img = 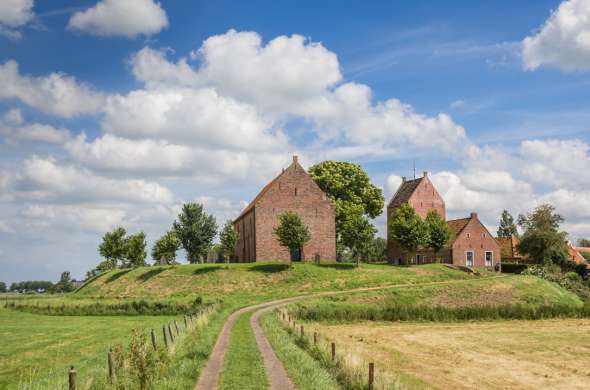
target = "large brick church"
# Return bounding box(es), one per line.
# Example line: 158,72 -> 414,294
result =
233,156 -> 336,262
387,172 -> 500,269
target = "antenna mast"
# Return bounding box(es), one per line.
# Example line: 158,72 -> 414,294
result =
413,159 -> 416,179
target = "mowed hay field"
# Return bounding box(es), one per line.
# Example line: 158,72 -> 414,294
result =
0,308 -> 175,389
306,319 -> 590,390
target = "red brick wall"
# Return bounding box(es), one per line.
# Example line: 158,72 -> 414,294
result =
451,217 -> 500,269
235,159 -> 336,262
407,177 -> 445,220
387,175 -> 445,262
235,209 -> 256,262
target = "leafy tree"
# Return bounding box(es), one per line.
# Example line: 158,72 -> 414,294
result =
388,203 -> 430,265
273,211 -> 311,263
98,226 -> 127,268
425,210 -> 451,261
52,271 -> 75,293
219,220 -> 238,265
497,209 -> 519,238
308,161 -> 384,254
8,280 -> 53,292
0,282 -> 6,293
125,232 -> 147,267
340,211 -> 377,267
364,237 -> 388,263
577,238 -> 590,247
517,204 -> 568,265
151,230 -> 181,265
173,203 -> 218,263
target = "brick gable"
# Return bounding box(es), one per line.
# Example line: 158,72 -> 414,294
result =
234,156 -> 336,262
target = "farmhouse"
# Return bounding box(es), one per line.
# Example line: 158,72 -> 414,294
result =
387,172 -> 500,269
233,156 -> 336,262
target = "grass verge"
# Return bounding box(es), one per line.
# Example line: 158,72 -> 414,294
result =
218,312 -> 267,390
259,312 -> 341,390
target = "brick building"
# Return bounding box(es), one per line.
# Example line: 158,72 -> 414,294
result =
233,156 -> 336,262
387,172 -> 500,270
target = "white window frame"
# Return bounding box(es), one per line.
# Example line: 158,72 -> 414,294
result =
465,251 -> 474,267
485,251 -> 493,267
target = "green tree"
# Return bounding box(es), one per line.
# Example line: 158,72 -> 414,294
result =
497,209 -> 519,237
219,220 -> 238,265
577,238 -> 590,247
98,226 -> 127,268
308,161 -> 384,255
364,237 -> 387,263
273,211 -> 311,264
425,210 -> 451,261
151,231 -> 181,265
340,211 -> 377,267
517,204 -> 568,265
125,232 -> 147,267
388,203 -> 430,265
52,271 -> 74,293
173,203 -> 218,263
0,282 -> 6,293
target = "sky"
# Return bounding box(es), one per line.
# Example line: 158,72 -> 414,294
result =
1,0 -> 590,283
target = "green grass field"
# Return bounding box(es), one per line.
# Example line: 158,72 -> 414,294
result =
0,308 -> 175,389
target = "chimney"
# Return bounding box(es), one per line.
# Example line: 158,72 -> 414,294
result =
402,176 -> 406,182
292,155 -> 299,164
423,171 -> 428,177
470,212 -> 478,219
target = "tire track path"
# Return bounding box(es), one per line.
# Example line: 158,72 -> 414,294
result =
195,274 -> 507,389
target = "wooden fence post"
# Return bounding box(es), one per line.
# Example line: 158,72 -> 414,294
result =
151,329 -> 157,350
368,362 -> 374,390
107,349 -> 114,383
300,325 -> 304,337
184,316 -> 188,329
68,366 -> 76,390
168,323 -> 175,342
163,326 -> 169,348
313,332 -> 318,345
331,342 -> 336,361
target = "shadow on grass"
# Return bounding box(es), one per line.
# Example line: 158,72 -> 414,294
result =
193,265 -> 223,275
248,263 -> 290,273
105,269 -> 132,283
315,262 -> 356,270
137,267 -> 168,282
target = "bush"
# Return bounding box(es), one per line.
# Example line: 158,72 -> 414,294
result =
4,298 -> 216,316
501,263 -> 529,274
291,302 -> 590,322
523,265 -> 590,301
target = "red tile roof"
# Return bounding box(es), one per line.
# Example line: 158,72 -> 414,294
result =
446,217 -> 471,244
496,235 -> 523,259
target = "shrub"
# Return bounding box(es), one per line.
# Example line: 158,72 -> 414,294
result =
501,263 -> 528,274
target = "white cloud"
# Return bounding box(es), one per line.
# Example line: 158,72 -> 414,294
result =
519,139 -> 590,189
16,156 -> 174,204
68,0 -> 168,38
523,0 -> 590,71
2,108 -> 24,125
0,0 -> 34,39
22,204 -> 127,233
102,87 -> 284,151
130,31 -> 467,158
1,123 -> 70,144
0,60 -> 106,117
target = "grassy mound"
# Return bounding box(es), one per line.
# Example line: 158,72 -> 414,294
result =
76,263 -> 488,304
289,275 -> 585,322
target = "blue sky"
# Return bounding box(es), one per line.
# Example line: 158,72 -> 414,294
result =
1,0 -> 589,283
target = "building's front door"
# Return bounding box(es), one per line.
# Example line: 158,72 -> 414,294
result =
290,247 -> 302,262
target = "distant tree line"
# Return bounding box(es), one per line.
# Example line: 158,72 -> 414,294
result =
3,271 -> 75,294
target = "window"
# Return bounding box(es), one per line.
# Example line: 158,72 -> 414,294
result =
294,188 -> 298,196
485,251 -> 493,267
467,233 -> 471,238
466,251 -> 474,267
483,233 -> 486,238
